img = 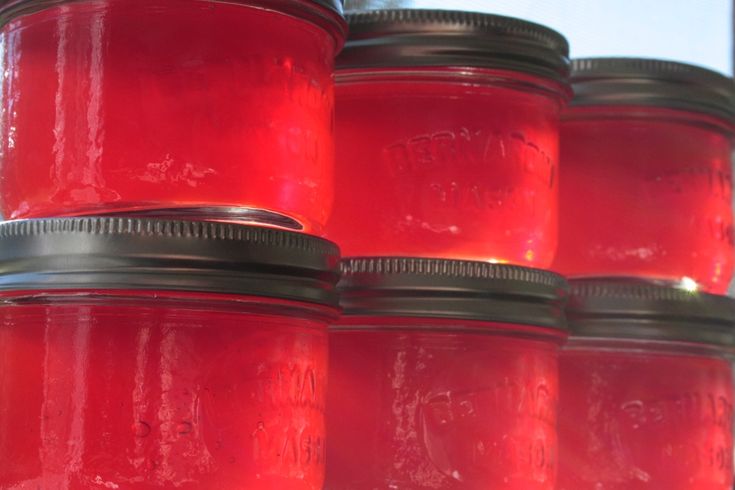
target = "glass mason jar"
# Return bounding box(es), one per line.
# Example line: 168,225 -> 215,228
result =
558,279 -> 735,490
553,58 -> 735,293
324,10 -> 571,266
326,257 -> 568,489
0,217 -> 340,489
0,0 -> 346,234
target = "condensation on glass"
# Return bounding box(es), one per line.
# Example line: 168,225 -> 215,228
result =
326,257 -> 568,489
0,217 -> 341,490
325,10 -> 571,266
0,0 -> 346,233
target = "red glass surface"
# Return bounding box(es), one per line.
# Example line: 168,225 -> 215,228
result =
553,106 -> 735,293
326,68 -> 567,266
326,317 -> 564,489
0,0 -> 342,233
0,291 -> 331,489
558,340 -> 735,490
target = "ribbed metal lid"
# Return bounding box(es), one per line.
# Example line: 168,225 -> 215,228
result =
569,57 -> 735,124
567,278 -> 735,347
338,257 -> 568,329
337,9 -> 570,83
0,0 -> 347,47
0,217 -> 341,308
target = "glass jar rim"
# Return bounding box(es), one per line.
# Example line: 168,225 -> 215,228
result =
336,66 -> 572,101
0,289 -> 340,320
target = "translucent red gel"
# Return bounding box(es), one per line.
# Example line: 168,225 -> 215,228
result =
0,0 -> 341,233
0,292 -> 330,489
558,341 -> 735,490
326,69 -> 565,266
553,107 -> 735,293
326,317 -> 564,489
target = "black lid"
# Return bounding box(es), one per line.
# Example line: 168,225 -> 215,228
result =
338,257 -> 568,329
0,217 -> 341,308
569,57 -> 735,124
337,9 -> 570,84
0,0 -> 347,48
567,278 -> 735,347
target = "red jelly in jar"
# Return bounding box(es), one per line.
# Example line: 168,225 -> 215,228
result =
326,257 -> 569,489
0,217 -> 340,489
325,10 -> 571,266
553,58 -> 735,293
558,279 -> 735,490
0,0 -> 346,233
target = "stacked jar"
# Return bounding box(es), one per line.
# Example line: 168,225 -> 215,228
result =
325,9 -> 572,266
324,9 -> 574,490
326,257 -> 568,489
0,0 -> 347,233
0,0 -> 347,488
552,58 -> 735,488
0,218 -> 341,489
554,58 -> 735,293
558,279 -> 735,490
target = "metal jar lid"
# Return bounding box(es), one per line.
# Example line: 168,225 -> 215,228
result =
569,57 -> 735,124
0,0 -> 347,48
338,257 -> 568,329
0,217 -> 341,308
567,278 -> 735,347
337,9 -> 570,84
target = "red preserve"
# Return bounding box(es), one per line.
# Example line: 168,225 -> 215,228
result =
0,217 -> 340,489
558,279 -> 735,490
0,0 -> 346,233
553,58 -> 735,293
326,257 -> 569,489
325,10 -> 571,266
